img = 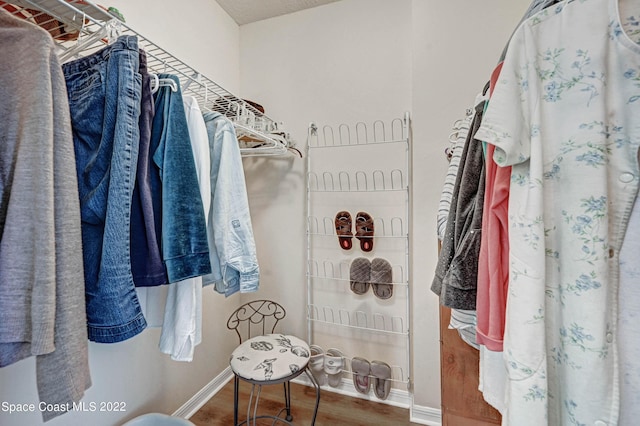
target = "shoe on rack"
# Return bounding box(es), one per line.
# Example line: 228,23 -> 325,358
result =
371,360 -> 392,400
370,258 -> 393,299
355,211 -> 374,252
335,211 -> 353,250
309,345 -> 326,386
351,357 -> 371,394
324,348 -> 345,388
350,257 -> 371,295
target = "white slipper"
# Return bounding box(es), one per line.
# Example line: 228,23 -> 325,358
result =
309,345 -> 326,386
324,348 -> 344,388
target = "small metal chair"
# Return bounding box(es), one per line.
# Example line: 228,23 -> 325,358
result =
227,300 -> 320,425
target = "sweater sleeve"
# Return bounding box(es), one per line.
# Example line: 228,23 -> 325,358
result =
37,46 -> 91,422
0,13 -> 57,363
0,10 -> 91,421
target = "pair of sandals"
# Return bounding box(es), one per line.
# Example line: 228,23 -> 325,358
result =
335,211 -> 374,252
349,257 -> 393,299
351,357 -> 392,400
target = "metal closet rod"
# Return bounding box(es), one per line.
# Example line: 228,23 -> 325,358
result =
5,0 -> 292,156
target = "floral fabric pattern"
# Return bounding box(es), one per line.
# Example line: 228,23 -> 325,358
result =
474,0 -> 640,424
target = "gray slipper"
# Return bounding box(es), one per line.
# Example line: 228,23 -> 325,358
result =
370,360 -> 392,400
351,357 -> 371,394
370,258 -> 393,299
350,257 -> 371,295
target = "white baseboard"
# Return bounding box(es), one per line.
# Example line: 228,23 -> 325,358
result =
294,375 -> 442,424
172,367 -> 234,419
409,403 -> 442,426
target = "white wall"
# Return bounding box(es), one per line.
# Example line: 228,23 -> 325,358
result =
240,0 -> 414,398
0,2 -> 241,426
239,0 -> 531,417
240,0 -> 412,341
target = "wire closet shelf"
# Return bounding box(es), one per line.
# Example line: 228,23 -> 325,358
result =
2,0 -> 293,156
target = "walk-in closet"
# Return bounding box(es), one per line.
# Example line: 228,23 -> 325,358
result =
1,0 -> 637,425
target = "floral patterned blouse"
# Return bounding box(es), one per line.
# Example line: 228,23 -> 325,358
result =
474,0 -> 640,424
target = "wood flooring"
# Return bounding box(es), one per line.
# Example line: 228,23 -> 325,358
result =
439,307 -> 501,426
189,379 -> 422,426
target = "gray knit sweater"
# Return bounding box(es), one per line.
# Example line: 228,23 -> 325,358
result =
0,9 -> 91,422
431,100 -> 487,310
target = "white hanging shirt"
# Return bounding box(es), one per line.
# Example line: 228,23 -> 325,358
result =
474,0 -> 640,424
158,96 -> 210,361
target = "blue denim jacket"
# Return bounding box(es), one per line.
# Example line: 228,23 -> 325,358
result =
202,112 -> 259,296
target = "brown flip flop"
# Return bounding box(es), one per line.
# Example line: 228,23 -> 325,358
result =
335,211 -> 353,250
355,211 -> 374,252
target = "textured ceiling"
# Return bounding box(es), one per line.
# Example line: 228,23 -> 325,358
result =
215,0 -> 342,25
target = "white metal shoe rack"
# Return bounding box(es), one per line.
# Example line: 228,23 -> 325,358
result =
4,0 -> 292,156
305,112 -> 412,396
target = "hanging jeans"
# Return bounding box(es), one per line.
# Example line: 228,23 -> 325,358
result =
63,35 -> 147,343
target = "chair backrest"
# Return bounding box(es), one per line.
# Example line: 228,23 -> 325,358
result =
226,300 -> 287,343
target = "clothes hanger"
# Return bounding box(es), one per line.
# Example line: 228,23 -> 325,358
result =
149,73 -> 178,94
482,80 -> 491,96
58,18 -> 121,62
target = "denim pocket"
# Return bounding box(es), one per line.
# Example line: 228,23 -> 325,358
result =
66,69 -> 103,102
